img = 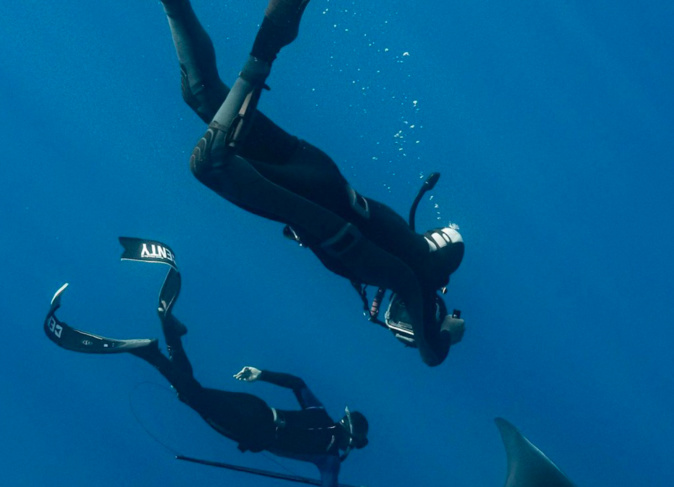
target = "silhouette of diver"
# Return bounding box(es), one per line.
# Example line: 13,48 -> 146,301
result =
158,0 -> 465,366
44,247 -> 368,487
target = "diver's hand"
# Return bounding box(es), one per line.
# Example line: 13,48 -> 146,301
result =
234,366 -> 262,382
441,316 -> 465,345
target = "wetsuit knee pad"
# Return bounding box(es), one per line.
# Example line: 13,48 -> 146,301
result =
189,121 -> 229,182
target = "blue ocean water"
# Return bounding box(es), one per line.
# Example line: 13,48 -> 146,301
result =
2,1 -> 673,485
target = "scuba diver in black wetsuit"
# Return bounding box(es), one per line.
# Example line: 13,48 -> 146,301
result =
43,239 -> 368,487
157,0 -> 465,366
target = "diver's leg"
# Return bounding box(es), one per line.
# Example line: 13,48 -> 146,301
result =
202,0 -> 312,154
159,0 -> 306,162
128,334 -> 273,448
130,337 -> 202,398
159,0 -> 309,125
187,0 -> 350,235
251,0 -> 311,64
130,340 -> 274,449
159,0 -> 229,123
159,313 -> 193,377
191,388 -> 276,452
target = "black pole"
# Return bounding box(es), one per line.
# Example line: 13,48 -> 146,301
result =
176,455 -> 366,487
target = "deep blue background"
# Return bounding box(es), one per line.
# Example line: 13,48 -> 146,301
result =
2,1 -> 673,486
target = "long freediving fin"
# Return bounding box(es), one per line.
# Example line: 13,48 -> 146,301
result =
43,283 -> 154,354
118,236 -> 182,320
158,267 -> 181,320
119,236 -> 178,270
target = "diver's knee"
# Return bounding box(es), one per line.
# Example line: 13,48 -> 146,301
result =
189,121 -> 228,181
346,185 -> 370,219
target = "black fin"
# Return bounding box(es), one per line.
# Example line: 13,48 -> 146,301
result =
44,283 -> 155,354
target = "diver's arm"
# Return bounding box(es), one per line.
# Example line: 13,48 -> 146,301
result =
234,367 -> 304,388
261,370 -> 325,409
235,367 -> 324,409
258,370 -> 306,389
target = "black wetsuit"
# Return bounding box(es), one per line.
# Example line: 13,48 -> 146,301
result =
159,0 -> 461,365
42,251 -> 348,487
137,327 -> 343,486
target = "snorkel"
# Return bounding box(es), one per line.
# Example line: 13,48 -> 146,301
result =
409,172 -> 440,231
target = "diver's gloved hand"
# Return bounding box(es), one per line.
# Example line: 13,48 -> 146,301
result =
234,366 -> 262,382
440,315 -> 465,345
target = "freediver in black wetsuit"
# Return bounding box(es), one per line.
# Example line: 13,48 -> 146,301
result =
159,0 -> 465,366
44,253 -> 368,487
